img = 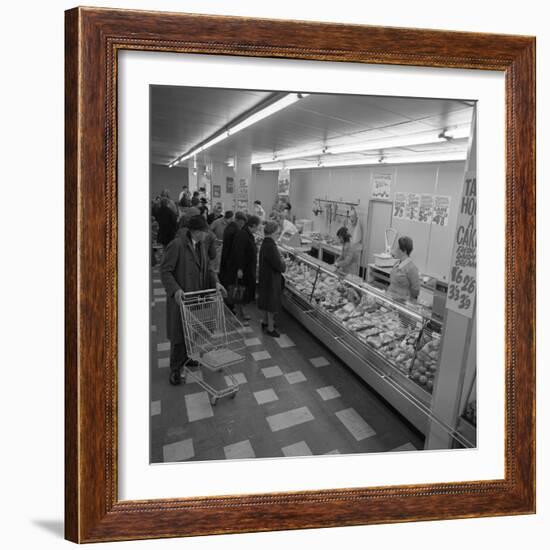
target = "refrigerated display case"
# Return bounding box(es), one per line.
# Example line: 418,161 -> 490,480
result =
455,374 -> 477,447
280,245 -> 454,439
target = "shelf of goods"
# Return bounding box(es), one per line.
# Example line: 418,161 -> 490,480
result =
280,245 -> 444,437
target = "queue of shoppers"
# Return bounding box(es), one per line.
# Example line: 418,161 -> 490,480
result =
153,189 -> 418,387
154,192 -> 289,385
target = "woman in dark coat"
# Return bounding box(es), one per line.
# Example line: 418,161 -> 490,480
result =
257,221 -> 286,337
155,197 -> 178,247
224,214 -> 261,322
219,211 -> 247,288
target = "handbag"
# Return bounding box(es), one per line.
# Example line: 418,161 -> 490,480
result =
227,276 -> 247,305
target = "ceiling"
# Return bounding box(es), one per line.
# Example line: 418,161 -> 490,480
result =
150,85 -> 474,168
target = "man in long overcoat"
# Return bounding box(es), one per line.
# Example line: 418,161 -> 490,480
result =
161,215 -> 225,385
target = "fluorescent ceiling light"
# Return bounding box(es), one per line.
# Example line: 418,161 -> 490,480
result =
259,151 -> 467,170
251,124 -> 471,165
169,93 -> 309,167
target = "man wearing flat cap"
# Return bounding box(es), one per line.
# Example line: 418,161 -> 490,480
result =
161,214 -> 226,385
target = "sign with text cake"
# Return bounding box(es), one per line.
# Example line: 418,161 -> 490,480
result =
446,171 -> 476,318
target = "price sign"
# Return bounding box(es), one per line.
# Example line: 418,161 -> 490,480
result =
446,171 -> 476,318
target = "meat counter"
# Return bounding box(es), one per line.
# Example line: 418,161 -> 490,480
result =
279,245 -> 470,446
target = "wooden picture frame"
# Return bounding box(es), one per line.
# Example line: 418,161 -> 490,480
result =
65,6 -> 536,543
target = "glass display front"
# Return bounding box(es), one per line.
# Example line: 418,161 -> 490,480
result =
281,245 -> 442,395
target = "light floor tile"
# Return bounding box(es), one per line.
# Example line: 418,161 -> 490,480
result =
151,325 -> 157,332
184,370 -> 203,384
154,296 -> 167,303
153,278 -> 161,284
390,442 -> 417,452
285,371 -> 306,384
153,288 -> 166,296
238,326 -> 254,334
224,439 -> 255,459
275,334 -> 295,348
335,408 -> 376,441
251,350 -> 271,361
151,400 -> 161,416
158,357 -> 170,369
266,406 -> 314,432
316,386 -> 341,401
261,366 -> 283,379
325,449 -> 340,455
163,438 -> 194,462
157,342 -> 170,352
225,372 -> 247,385
309,356 -> 330,368
282,441 -> 312,457
253,389 -> 278,405
185,392 -> 214,422
244,337 -> 262,347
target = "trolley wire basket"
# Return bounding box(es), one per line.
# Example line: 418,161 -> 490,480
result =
180,289 -> 246,404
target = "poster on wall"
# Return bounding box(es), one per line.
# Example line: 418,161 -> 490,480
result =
404,193 -> 421,221
418,193 -> 434,223
278,168 -> 290,197
238,178 -> 249,198
393,192 -> 406,219
372,173 -> 392,200
432,195 -> 452,226
226,176 -> 234,194
237,178 -> 249,211
446,172 -> 476,318
212,184 -> 221,199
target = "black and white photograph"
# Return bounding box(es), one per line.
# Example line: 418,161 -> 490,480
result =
149,85 -> 477,463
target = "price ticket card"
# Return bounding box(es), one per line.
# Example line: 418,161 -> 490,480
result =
446,171 -> 476,318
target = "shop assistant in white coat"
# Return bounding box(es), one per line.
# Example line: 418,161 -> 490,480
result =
387,236 -> 420,303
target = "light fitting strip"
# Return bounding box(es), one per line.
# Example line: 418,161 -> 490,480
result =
251,124 -> 470,165
259,151 -> 467,171
168,93 -> 309,167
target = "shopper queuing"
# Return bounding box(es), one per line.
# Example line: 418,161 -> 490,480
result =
223,215 -> 261,323
253,200 -> 266,222
154,197 -> 178,247
208,202 -> 224,225
160,215 -> 226,386
219,211 -> 248,290
257,221 -> 287,337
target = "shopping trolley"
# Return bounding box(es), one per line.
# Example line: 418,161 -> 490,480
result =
179,289 -> 246,405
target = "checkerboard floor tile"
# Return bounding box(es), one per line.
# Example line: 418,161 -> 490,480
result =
224,440 -> 255,459
253,389 -> 278,405
251,350 -> 271,361
261,366 -> 283,379
282,441 -> 312,457
163,438 -> 194,462
316,386 -> 340,401
285,371 -> 307,384
309,356 -> 330,367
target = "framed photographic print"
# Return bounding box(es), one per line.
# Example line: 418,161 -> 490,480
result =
65,6 -> 535,543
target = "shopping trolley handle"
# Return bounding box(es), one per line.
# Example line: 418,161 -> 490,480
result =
182,288 -> 219,299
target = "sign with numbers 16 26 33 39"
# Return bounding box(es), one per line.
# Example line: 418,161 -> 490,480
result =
446,171 -> 476,318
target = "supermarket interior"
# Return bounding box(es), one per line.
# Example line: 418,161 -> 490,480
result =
149,86 -> 477,463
